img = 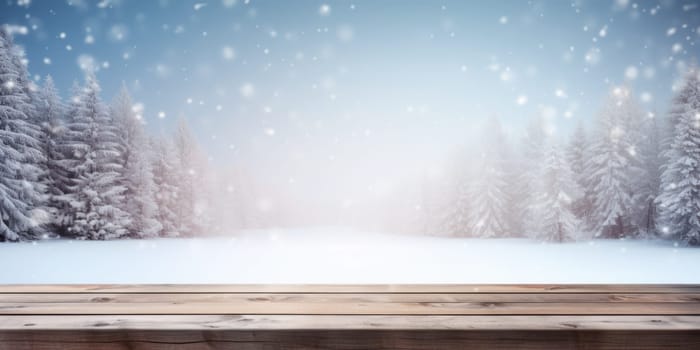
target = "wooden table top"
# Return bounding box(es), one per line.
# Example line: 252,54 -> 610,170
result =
1,284 -> 699,331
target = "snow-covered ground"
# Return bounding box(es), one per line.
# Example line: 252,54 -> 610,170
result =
1,228 -> 698,284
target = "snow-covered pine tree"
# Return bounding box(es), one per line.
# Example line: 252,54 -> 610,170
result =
657,80 -> 685,193
567,121 -> 594,222
0,28 -> 46,241
57,72 -> 130,240
151,136 -> 181,237
530,140 -> 583,242
586,87 -> 642,238
617,88 -> 647,236
466,117 -> 511,238
112,86 -> 161,238
440,181 -> 470,236
36,75 -> 66,232
660,69 -> 697,156
657,69 -> 700,246
439,148 -> 473,236
173,119 -> 211,236
517,115 -> 547,237
52,81 -> 81,233
633,112 -> 662,235
3,30 -> 47,235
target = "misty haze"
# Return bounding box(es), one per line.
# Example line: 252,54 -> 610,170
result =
1,0 -> 699,283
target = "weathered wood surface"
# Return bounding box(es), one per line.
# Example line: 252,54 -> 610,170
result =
2,301 -> 700,315
1,330 -> 699,350
1,285 -> 699,349
1,315 -> 700,330
2,292 -> 700,303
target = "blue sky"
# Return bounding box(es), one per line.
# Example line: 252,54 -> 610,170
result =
2,0 -> 699,205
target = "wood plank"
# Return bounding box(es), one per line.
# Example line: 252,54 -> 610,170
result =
1,301 -> 698,315
2,293 -> 698,304
2,315 -> 700,331
0,330 -> 699,350
1,284 -> 699,294
1,285 -> 698,349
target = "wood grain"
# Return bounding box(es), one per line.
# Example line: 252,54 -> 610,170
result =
2,292 -> 699,303
0,330 -> 699,350
1,285 -> 698,349
1,301 -> 699,315
1,315 -> 699,330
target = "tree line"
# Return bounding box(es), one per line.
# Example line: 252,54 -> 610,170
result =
2,26 -> 700,245
433,70 -> 700,246
1,28 -> 214,241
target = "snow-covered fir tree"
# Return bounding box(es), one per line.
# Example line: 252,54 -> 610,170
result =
657,69 -> 700,246
112,86 -> 161,238
2,30 -> 47,235
617,88 -> 647,235
467,117 -> 511,237
567,121 -> 593,222
529,140 -> 583,242
440,148 -> 474,236
173,119 -> 211,236
56,72 -> 130,240
0,28 -> 46,241
440,183 -> 470,236
517,115 -> 547,237
633,112 -> 662,235
151,136 -> 181,237
35,75 -> 66,231
51,81 -> 81,232
586,87 -> 642,238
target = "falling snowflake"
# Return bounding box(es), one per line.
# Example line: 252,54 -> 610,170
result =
109,24 -> 128,41
221,46 -> 236,60
598,25 -> 608,37
672,43 -> 683,53
624,66 -> 638,80
584,47 -> 601,64
319,4 -> 331,16
77,54 -> 96,71
239,83 -> 255,98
